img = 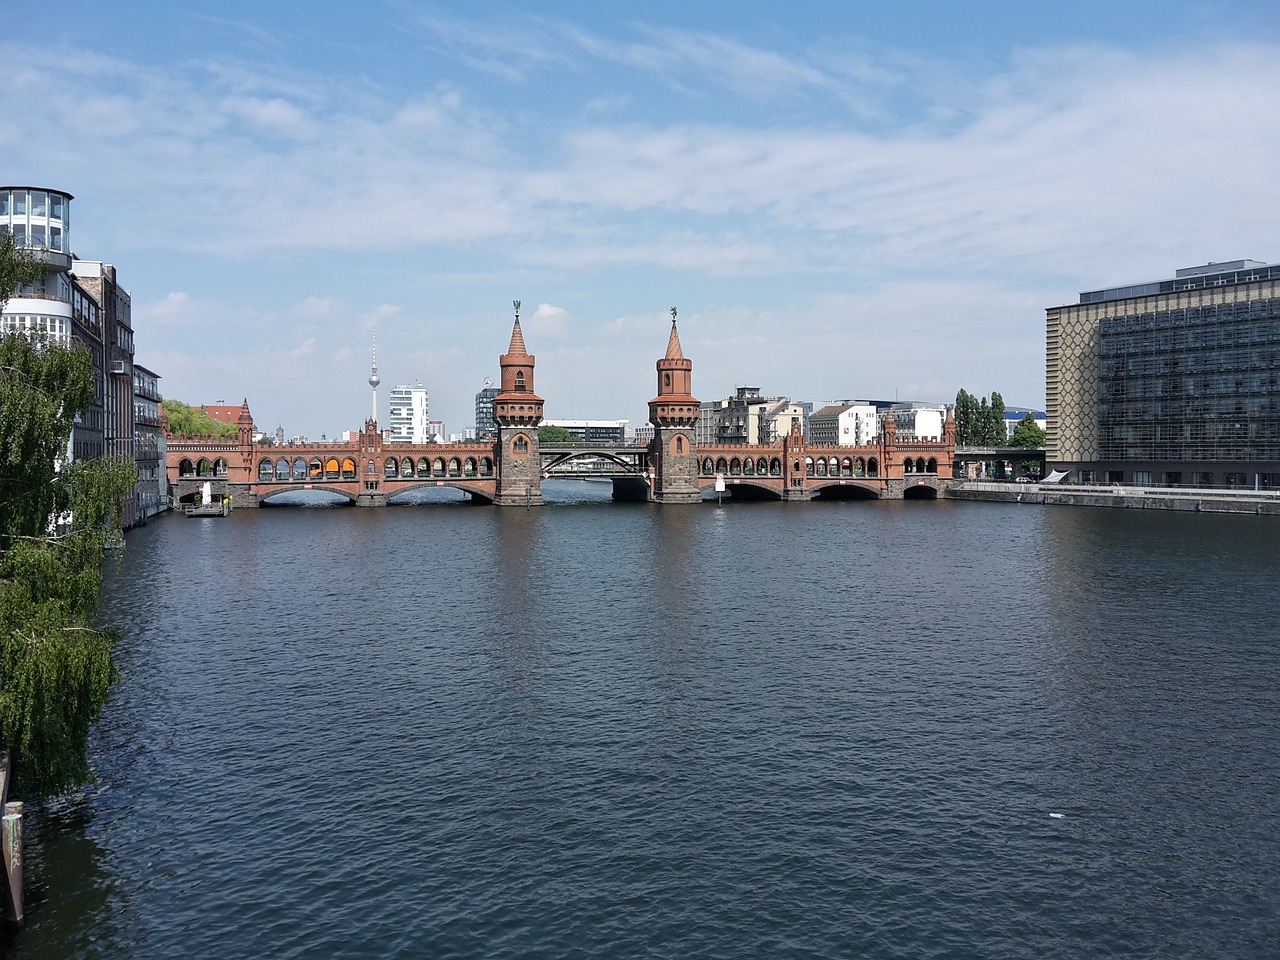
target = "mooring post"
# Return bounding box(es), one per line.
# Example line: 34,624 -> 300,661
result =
3,801 -> 23,925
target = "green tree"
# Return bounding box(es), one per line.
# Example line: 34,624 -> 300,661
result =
954,389 -> 1008,446
0,232 -> 44,300
0,244 -> 136,798
538,424 -> 580,444
986,391 -> 1006,446
162,398 -> 238,438
1008,413 -> 1046,448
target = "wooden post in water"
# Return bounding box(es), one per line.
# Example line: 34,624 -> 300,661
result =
2,802 -> 20,925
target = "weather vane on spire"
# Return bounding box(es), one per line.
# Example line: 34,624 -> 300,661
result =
514,299 -> 521,322
670,307 -> 677,325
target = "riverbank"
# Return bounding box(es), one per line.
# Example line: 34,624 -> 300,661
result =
948,480 -> 1280,515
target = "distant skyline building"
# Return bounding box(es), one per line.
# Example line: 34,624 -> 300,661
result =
474,382 -> 499,438
542,419 -> 629,443
387,383 -> 430,443
695,386 -> 808,444
1046,259 -> 1280,486
809,402 -> 882,446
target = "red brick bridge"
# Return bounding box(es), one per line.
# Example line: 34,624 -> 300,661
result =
166,311 -> 955,507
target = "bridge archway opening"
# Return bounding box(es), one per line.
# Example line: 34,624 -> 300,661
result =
260,489 -> 354,508
903,483 -> 940,500
386,486 -> 477,506
812,484 -> 879,501
701,482 -> 781,502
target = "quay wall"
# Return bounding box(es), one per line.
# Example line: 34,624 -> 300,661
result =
947,482 -> 1280,516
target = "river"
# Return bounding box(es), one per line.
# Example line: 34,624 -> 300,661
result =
7,483 -> 1279,958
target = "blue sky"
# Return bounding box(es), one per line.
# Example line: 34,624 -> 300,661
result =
5,1 -> 1279,438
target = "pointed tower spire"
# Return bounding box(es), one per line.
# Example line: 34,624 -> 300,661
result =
506,299 -> 529,357
665,306 -> 685,359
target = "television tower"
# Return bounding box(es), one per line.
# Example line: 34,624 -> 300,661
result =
368,329 -> 381,422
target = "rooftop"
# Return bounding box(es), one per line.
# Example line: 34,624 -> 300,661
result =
1078,260 -> 1279,305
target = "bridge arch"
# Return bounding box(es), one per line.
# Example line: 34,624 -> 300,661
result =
383,480 -> 496,504
810,480 -> 882,500
257,484 -> 357,504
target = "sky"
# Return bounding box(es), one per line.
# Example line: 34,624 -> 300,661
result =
5,1 -> 1279,439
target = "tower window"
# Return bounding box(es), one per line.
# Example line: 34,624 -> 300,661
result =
664,373 -> 671,388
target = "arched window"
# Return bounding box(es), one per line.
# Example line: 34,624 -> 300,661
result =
730,457 -> 741,476
770,458 -> 782,476
702,457 -> 714,475
433,458 -> 446,477
385,459 -> 399,478
904,458 -> 915,473
179,458 -> 195,476
758,458 -> 769,475
868,458 -> 879,477
805,457 -> 815,476
197,458 -> 213,477
417,458 -> 430,477
325,459 -> 340,479
675,435 -> 684,454
367,460 -> 377,475
480,457 -> 494,476
448,458 -> 462,477
293,458 -> 306,480
716,457 -> 728,474
275,458 -> 289,480
258,458 -> 273,481
743,457 -> 755,475
402,457 -> 414,477
841,458 -> 852,477
464,458 -> 477,477
664,372 -> 671,388
309,458 -> 322,479
341,458 -> 357,479
927,457 -> 937,473
916,457 -> 926,474
214,458 -> 229,476
514,436 -> 528,454
515,371 -> 526,392
855,457 -> 865,477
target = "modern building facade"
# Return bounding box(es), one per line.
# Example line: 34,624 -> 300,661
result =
387,384 -> 430,443
887,402 -> 947,440
696,387 -> 808,445
542,419 -> 630,443
134,364 -> 166,520
809,403 -> 882,445
1046,259 -> 1280,487
2,186 -> 160,523
474,384 -> 499,439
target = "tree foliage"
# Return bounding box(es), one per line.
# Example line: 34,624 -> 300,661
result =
0,233 -> 44,308
1008,413 -> 1047,448
162,398 -> 238,438
538,425 -> 580,444
954,389 -> 1007,446
0,330 -> 136,798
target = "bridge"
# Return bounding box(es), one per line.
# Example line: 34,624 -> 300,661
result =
166,309 -> 958,507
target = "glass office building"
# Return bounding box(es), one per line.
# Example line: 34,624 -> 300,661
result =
1047,260 -> 1280,487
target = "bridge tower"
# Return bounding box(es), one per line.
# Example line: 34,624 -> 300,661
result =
493,301 -> 544,506
647,309 -> 701,503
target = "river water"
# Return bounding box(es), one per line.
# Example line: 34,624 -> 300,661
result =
7,482 -> 1280,958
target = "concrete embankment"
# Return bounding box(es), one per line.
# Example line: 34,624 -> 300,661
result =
947,482 -> 1280,516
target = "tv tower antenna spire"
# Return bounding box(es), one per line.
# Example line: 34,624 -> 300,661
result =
368,328 -> 381,422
